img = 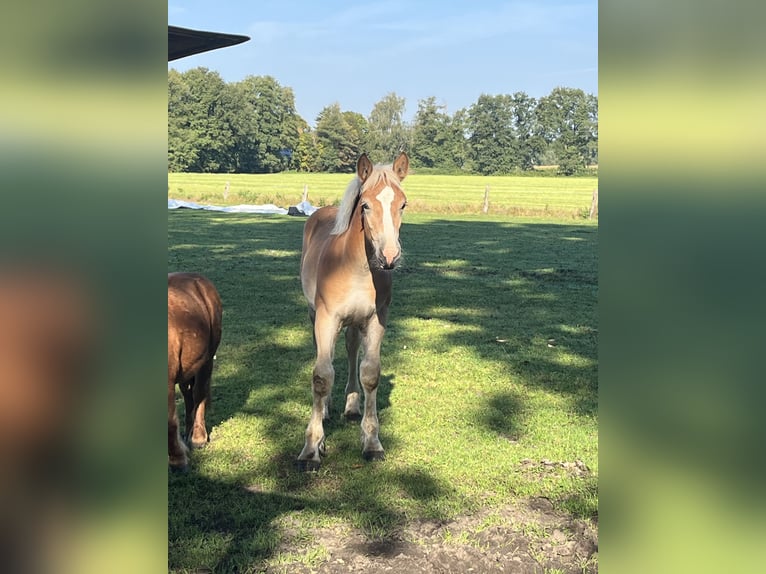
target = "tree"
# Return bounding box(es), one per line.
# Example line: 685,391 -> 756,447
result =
411,97 -> 446,169
466,94 -> 518,175
367,93 -> 410,164
585,93 -> 599,166
168,69 -> 199,172
295,119 -> 320,172
234,75 -> 301,173
168,67 -> 237,173
342,111 -> 370,159
315,104 -> 360,172
510,92 -> 542,170
445,108 -> 470,171
168,67 -> 597,176
535,87 -> 596,174
410,98 -> 469,172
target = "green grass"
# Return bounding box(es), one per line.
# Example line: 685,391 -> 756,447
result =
168,172 -> 598,218
168,208 -> 597,573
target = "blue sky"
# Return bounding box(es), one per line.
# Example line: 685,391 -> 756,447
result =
168,1 -> 597,126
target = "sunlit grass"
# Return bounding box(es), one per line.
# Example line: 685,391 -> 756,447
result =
168,211 -> 597,572
168,172 -> 598,218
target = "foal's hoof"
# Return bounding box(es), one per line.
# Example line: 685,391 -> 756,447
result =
363,450 -> 386,462
296,459 -> 321,472
344,411 -> 362,423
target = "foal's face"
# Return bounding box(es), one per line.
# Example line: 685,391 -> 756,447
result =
353,152 -> 410,270
360,180 -> 407,270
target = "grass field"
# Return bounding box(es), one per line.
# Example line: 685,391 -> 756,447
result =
168,202 -> 598,572
168,172 -> 598,218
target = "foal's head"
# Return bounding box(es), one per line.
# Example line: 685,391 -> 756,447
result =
356,153 -> 409,270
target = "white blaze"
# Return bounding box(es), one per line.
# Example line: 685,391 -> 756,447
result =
376,186 -> 396,244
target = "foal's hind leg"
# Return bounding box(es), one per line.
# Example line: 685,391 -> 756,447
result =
359,320 -> 386,461
343,326 -> 362,421
189,359 -> 212,448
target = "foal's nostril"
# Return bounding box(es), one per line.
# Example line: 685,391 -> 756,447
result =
381,254 -> 400,270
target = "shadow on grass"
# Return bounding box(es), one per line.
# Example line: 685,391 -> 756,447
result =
395,218 -> 597,419
479,390 -> 528,442
168,211 -> 597,571
168,461 -> 452,572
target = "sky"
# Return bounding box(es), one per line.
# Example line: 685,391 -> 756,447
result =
168,1 -> 597,126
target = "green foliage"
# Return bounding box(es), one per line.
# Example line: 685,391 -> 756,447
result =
233,76 -> 301,173
296,128 -> 320,172
366,92 -> 410,164
410,97 -> 468,171
168,69 -> 303,174
168,69 -> 597,176
536,87 -> 597,172
467,94 -> 518,174
315,103 -> 362,172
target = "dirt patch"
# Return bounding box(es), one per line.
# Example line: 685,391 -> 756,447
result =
264,497 -> 598,573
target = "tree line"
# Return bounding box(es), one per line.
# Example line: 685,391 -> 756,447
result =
168,67 -> 598,176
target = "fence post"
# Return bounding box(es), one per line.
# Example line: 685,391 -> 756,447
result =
483,185 -> 490,214
302,184 -> 308,203
589,188 -> 598,219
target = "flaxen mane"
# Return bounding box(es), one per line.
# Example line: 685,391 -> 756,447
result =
330,165 -> 400,235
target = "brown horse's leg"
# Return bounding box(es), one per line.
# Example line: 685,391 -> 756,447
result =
168,376 -> 189,469
179,379 -> 193,442
298,308 -> 338,470
189,359 -> 212,448
343,326 -> 362,421
360,319 -> 386,461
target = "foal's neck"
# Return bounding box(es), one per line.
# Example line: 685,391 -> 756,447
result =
343,202 -> 372,271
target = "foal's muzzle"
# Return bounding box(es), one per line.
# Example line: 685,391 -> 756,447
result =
380,255 -> 400,270
370,252 -> 400,270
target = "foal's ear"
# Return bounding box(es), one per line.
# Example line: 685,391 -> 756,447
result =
357,154 -> 373,182
392,152 -> 409,181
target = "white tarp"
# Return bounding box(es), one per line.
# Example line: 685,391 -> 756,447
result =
168,199 -> 289,214
292,200 -> 319,216
168,199 -> 322,216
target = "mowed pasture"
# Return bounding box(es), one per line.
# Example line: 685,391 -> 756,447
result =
168,185 -> 598,572
168,171 -> 598,218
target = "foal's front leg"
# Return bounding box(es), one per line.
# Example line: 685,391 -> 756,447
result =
297,310 -> 338,471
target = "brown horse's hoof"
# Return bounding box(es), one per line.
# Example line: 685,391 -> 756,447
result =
169,462 -> 189,474
363,450 -> 386,462
296,459 -> 321,472
343,411 -> 362,422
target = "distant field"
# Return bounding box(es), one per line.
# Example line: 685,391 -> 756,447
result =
168,172 -> 599,219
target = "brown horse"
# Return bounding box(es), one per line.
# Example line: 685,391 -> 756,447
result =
297,153 -> 409,470
168,272 -> 222,469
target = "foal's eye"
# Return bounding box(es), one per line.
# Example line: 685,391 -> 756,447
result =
361,202 -> 370,211
401,202 -> 407,211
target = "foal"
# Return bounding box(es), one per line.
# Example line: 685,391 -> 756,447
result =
168,272 -> 222,469
298,153 -> 409,470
